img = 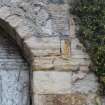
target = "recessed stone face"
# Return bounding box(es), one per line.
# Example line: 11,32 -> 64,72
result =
34,94 -> 86,105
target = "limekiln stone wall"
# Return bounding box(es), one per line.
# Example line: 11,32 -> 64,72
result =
0,0 -> 104,105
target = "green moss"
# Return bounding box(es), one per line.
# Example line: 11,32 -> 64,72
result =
71,0 -> 105,95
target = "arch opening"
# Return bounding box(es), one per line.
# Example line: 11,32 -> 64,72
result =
0,19 -> 32,105
0,18 -> 33,64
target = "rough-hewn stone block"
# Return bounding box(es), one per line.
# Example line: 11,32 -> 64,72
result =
34,94 -> 86,105
33,71 -> 72,94
24,36 -> 61,56
71,73 -> 98,94
32,56 -> 82,71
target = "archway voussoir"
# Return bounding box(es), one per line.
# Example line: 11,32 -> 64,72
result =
23,40 -> 35,64
24,36 -> 61,57
0,18 -> 33,65
24,36 -> 39,49
16,24 -> 33,40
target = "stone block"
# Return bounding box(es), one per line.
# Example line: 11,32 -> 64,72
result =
36,9 -> 49,26
48,4 -> 69,34
31,49 -> 60,57
71,49 -> 86,55
69,15 -> 77,38
71,73 -> 98,94
72,71 -> 87,83
53,57 -> 76,71
33,94 -> 86,105
71,54 -> 89,59
24,36 -> 61,56
32,56 -> 81,71
70,58 -> 90,66
33,71 -> 72,94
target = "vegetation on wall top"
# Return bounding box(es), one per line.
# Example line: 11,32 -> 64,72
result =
71,0 -> 105,95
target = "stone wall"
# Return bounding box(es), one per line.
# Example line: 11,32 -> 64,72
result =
0,0 -> 104,105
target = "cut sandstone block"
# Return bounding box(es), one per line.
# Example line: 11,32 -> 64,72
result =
32,56 -> 90,71
33,71 -> 72,94
32,56 -> 79,71
24,36 -> 61,57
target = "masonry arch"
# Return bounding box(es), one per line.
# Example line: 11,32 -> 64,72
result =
0,18 -> 33,64
0,17 -> 33,104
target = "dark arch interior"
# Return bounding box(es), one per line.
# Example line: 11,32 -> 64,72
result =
0,26 -> 31,105
0,19 -> 32,64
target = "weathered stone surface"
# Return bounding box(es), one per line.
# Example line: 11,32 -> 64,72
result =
42,20 -> 53,35
6,15 -> 23,28
16,24 -> 33,39
71,38 -> 89,58
33,71 -> 72,94
72,71 -> 87,83
24,36 -> 61,56
0,6 -> 10,19
0,0 -> 104,105
70,58 -> 91,66
72,73 -> 98,94
48,4 -> 69,35
69,15 -> 77,38
32,56 -> 81,71
34,93 -> 86,105
24,36 -> 60,49
32,56 -> 91,71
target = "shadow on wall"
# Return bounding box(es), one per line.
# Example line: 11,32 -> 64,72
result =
0,18 -> 32,64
